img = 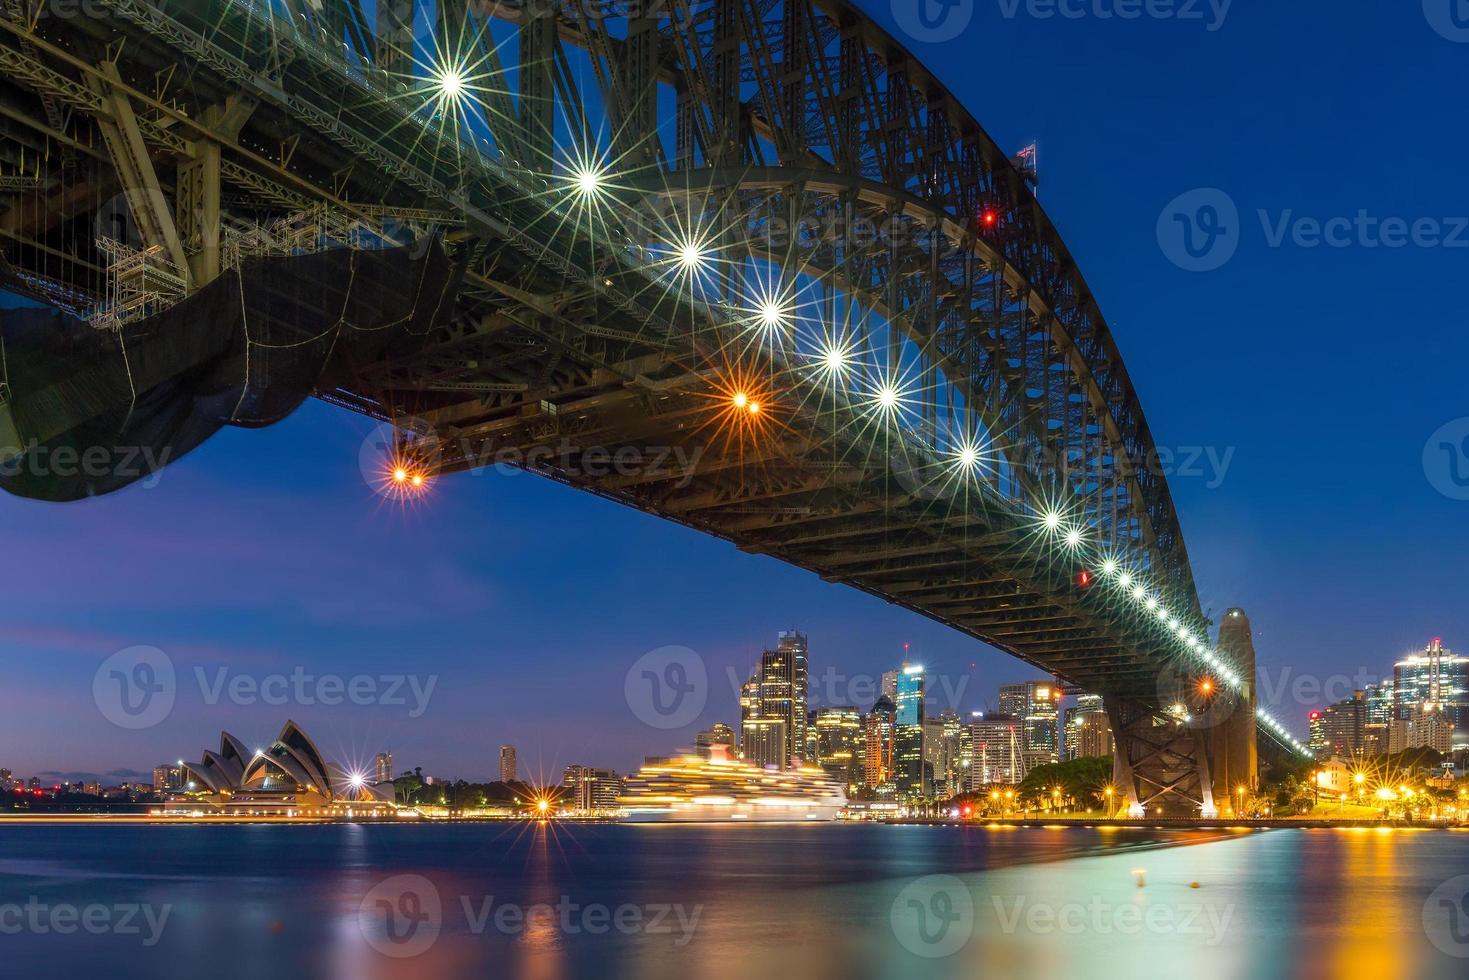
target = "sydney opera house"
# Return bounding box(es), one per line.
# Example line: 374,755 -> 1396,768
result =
173,720 -> 396,817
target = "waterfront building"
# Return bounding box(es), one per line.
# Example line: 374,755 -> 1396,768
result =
812,707 -> 863,788
563,765 -> 623,813
176,721 -> 395,816
864,696 -> 896,788
756,630 -> 810,766
1063,692 -> 1109,760
1390,639 -> 1468,754
499,744 -> 517,783
968,714 -> 1024,785
152,764 -> 184,794
741,717 -> 788,770
997,680 -> 1061,762
921,711 -> 962,797
1317,692 -> 1366,758
1363,682 -> 1393,756
1308,712 -> 1327,756
374,751 -> 393,785
696,723 -> 736,759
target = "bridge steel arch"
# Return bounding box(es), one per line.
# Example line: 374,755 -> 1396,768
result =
0,0 -> 1295,813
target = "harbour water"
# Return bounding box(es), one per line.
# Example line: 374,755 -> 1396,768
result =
1,823 -> 1466,979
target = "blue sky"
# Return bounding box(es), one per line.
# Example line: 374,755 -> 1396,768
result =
3,1 -> 1466,781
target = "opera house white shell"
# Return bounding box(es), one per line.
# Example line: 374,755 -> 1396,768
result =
175,720 -> 396,816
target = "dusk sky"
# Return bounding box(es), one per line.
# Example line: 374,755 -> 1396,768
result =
4,1 -> 1466,783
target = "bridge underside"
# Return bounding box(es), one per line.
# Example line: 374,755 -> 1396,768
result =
0,0 -> 1288,808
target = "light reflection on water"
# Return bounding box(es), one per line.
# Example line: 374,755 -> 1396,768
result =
0,823 -> 1464,979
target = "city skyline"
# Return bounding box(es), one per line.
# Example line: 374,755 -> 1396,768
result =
8,624 -> 1457,786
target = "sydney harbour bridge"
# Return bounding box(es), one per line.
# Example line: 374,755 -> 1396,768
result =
0,0 -> 1307,816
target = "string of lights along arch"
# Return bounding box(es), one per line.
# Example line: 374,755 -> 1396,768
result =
0,0 -> 1306,816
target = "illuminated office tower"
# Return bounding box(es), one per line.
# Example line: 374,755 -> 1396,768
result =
998,680 -> 1061,762
813,707 -> 863,788
921,711 -> 962,797
1063,693 -> 1109,760
374,751 -> 393,785
968,713 -> 1024,785
893,663 -> 927,799
1317,693 -> 1366,758
864,696 -> 896,788
758,630 -> 810,766
895,663 -> 925,726
1362,682 -> 1393,756
499,744 -> 517,783
742,717 -> 788,770
1391,638 -> 1469,755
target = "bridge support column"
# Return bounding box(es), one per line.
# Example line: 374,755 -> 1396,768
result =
1105,697 -> 1217,819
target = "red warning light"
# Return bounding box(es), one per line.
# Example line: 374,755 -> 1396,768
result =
1075,569 -> 1093,588
1309,711 -> 1321,720
981,209 -> 998,228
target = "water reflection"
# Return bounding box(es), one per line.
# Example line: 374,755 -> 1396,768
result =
0,824 -> 1463,979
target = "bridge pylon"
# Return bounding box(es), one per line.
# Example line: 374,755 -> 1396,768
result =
1106,698 -> 1218,819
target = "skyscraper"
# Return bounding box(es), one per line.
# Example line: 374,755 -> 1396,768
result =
499,744 -> 517,783
741,717 -> 788,770
813,707 -> 863,788
1391,639 -> 1468,755
864,696 -> 896,788
893,664 -> 927,799
1363,681 -> 1393,756
1063,693 -> 1112,760
999,680 -> 1061,763
968,713 -> 1023,785
895,663 -> 925,726
757,630 -> 810,766
1317,692 -> 1366,758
